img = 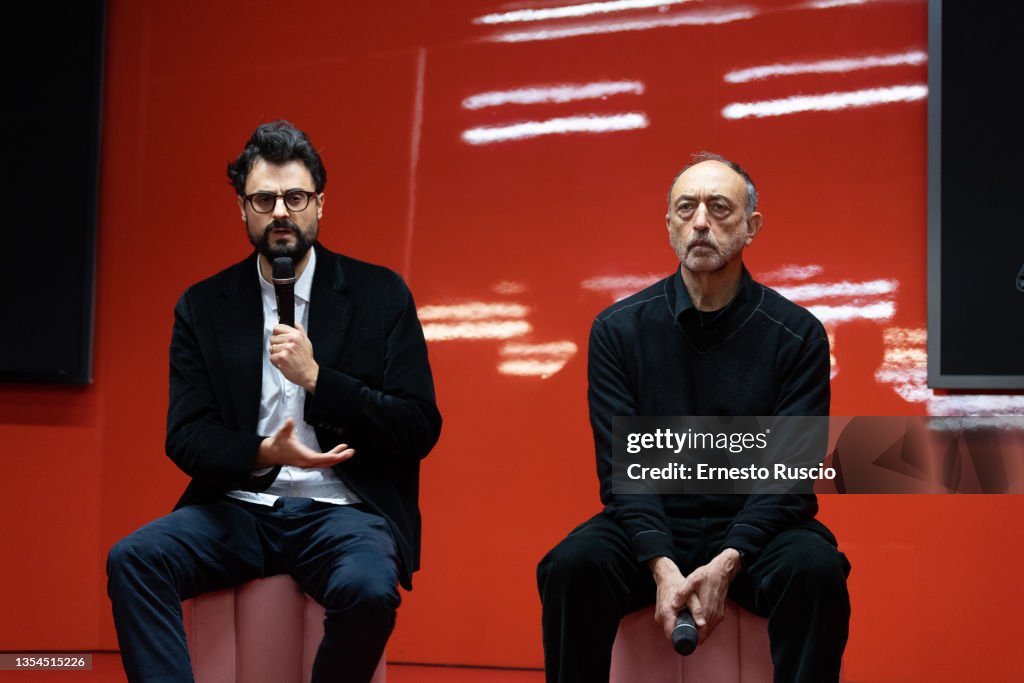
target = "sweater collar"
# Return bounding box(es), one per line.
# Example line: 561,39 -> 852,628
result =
670,264 -> 754,322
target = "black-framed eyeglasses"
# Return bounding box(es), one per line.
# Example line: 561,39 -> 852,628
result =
244,190 -> 318,214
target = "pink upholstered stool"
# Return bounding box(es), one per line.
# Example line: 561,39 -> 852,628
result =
182,575 -> 386,683
611,601 -> 843,683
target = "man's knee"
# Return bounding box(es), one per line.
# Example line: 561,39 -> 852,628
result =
800,542 -> 848,585
538,537 -> 577,592
319,565 -> 399,644
322,561 -> 400,618
772,534 -> 850,600
107,522 -> 202,600
107,533 -> 161,589
538,529 -> 617,597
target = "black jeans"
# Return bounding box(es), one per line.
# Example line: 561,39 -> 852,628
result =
107,497 -> 399,683
537,512 -> 850,683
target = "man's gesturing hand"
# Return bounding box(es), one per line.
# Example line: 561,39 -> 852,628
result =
256,418 -> 355,468
270,322 -> 319,393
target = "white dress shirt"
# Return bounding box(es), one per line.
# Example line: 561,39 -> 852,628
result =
225,248 -> 361,506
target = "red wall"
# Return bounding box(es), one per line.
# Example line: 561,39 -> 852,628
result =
1,1 -> 1022,680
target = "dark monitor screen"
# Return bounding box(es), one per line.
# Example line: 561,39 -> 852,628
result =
1,2 -> 105,384
928,0 -> 1024,389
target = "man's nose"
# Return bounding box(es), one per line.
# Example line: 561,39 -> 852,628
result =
272,196 -> 290,219
693,203 -> 710,230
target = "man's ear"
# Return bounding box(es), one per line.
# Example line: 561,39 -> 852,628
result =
316,192 -> 325,220
745,212 -> 763,245
238,195 -> 247,223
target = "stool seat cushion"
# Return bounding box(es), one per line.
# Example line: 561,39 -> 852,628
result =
611,601 -> 843,683
182,575 -> 386,683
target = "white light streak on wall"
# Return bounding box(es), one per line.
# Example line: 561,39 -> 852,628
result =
883,347 -> 927,366
580,273 -> 663,302
502,341 -> 578,356
492,9 -> 756,43
492,281 -> 527,295
463,81 -> 644,110
803,0 -> 882,9
807,301 -> 895,323
725,50 -> 927,83
774,279 -> 898,301
474,0 -> 695,25
499,341 -> 578,378
499,360 -> 572,377
874,326 -> 1024,415
874,368 -> 931,403
423,321 -> 532,341
722,84 -> 927,120
759,264 -> 824,281
418,302 -> 529,321
581,274 -> 663,292
883,327 -> 926,346
875,325 -> 927,401
420,301 -> 532,341
462,113 -> 648,145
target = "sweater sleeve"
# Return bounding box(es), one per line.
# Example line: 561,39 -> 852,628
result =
589,317 -> 675,563
720,321 -> 831,566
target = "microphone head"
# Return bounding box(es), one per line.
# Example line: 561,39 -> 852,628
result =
672,612 -> 699,656
272,256 -> 295,281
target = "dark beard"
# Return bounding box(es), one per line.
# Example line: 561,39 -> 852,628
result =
249,218 -> 316,262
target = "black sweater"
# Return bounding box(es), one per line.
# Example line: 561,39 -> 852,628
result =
588,266 -> 830,566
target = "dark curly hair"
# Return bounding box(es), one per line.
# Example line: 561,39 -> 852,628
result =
227,120 -> 326,195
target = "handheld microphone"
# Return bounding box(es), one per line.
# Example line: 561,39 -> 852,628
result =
272,257 -> 296,327
672,610 -> 698,656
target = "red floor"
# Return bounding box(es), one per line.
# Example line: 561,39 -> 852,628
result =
0,654 -> 544,682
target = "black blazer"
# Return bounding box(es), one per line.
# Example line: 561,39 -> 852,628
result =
165,243 -> 442,589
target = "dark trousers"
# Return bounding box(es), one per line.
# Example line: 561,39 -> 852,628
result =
537,513 -> 850,683
107,497 -> 400,683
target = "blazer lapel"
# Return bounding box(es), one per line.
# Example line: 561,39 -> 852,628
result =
308,244 -> 352,372
213,252 -> 264,434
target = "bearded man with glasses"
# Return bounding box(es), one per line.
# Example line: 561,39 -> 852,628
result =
107,120 -> 442,683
